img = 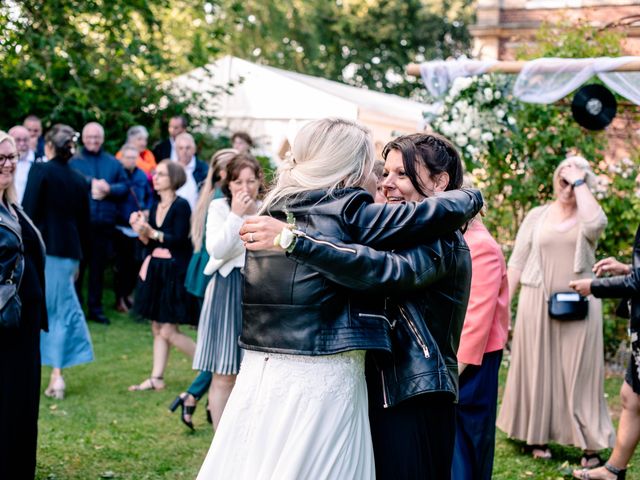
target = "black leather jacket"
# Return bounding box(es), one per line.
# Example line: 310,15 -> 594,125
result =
0,203 -> 25,296
0,203 -> 47,330
591,223 -> 640,330
286,228 -> 471,407
240,188 -> 481,357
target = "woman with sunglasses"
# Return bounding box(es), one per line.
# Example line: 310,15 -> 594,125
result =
497,156 -> 614,466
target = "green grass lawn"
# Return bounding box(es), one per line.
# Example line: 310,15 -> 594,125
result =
36,302 -> 640,479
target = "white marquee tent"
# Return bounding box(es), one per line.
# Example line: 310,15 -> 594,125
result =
172,55 -> 428,159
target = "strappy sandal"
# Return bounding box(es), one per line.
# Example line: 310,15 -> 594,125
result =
168,393 -> 196,431
128,376 -> 164,391
573,462 -> 627,480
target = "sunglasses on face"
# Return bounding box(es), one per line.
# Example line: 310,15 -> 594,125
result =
559,178 -> 573,189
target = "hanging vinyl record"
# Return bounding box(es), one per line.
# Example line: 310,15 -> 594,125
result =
571,84 -> 617,131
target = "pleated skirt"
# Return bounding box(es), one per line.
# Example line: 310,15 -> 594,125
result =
192,268 -> 243,375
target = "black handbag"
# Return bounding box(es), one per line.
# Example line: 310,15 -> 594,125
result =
0,256 -> 23,329
548,291 -> 589,321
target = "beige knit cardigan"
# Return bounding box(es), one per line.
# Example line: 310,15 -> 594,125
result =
508,204 -> 607,287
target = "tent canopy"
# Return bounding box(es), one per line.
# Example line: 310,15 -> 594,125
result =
173,55 -> 427,158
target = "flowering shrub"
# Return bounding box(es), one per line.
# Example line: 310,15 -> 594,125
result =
431,74 -> 517,170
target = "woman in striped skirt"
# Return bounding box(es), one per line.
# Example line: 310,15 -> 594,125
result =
193,153 -> 263,429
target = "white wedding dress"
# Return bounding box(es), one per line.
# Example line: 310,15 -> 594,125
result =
196,349 -> 375,480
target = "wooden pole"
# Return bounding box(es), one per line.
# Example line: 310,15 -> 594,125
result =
406,59 -> 640,76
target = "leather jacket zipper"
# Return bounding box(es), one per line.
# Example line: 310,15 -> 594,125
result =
380,369 -> 389,408
297,232 -> 357,254
399,305 -> 430,358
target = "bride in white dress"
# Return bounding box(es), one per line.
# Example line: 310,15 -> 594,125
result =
197,119 -> 379,480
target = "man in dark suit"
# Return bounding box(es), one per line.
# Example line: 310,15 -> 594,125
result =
152,115 -> 188,162
70,122 -> 128,324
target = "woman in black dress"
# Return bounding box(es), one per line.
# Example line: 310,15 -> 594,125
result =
128,159 -> 196,391
0,131 -> 47,479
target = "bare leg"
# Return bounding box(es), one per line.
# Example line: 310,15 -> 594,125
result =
129,321 -> 167,391
573,381 -> 640,479
209,374 -> 237,430
160,323 -> 196,358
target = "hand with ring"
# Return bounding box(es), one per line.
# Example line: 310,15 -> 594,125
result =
240,216 -> 289,251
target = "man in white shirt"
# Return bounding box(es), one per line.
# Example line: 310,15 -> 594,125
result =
174,132 -> 209,211
8,125 -> 36,204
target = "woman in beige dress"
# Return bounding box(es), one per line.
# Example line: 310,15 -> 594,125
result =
497,156 -> 615,467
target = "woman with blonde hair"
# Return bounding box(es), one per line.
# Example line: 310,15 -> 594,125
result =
170,148 -> 238,430
0,131 -> 46,479
497,156 -> 615,465
196,118 -> 483,479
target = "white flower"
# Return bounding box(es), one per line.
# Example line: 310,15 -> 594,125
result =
481,132 -> 494,142
495,90 -> 502,99
483,88 -> 494,102
494,108 -> 506,119
507,116 -> 516,125
455,135 -> 469,147
468,128 -> 481,141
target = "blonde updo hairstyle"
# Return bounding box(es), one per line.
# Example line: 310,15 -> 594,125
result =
260,118 -> 375,212
552,155 -> 597,195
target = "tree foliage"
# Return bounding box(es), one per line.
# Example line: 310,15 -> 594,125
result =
208,0 -> 473,98
0,0 -> 473,151
0,0 -> 219,151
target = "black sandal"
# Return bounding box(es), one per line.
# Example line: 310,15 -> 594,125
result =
168,393 -> 196,431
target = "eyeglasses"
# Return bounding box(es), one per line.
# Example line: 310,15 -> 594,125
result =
0,154 -> 19,166
153,171 -> 168,177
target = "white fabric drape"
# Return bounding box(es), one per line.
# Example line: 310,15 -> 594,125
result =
417,57 -> 640,105
513,57 -> 640,104
419,57 -> 497,98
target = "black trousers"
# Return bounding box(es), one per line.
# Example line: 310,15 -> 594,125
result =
370,393 -> 456,480
77,223 -> 114,315
113,229 -> 142,301
0,306 -> 41,480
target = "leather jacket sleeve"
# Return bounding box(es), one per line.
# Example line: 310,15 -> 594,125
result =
287,230 -> 453,294
342,188 -> 482,250
592,270 -> 640,298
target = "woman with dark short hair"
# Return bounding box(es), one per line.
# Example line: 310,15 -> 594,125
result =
128,159 -> 196,391
24,124 -> 94,400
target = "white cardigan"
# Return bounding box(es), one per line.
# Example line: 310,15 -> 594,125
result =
203,198 -> 248,277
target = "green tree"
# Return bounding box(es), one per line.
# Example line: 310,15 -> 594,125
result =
204,0 -> 473,98
0,0 -> 220,151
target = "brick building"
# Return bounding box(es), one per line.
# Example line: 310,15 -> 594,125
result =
470,0 -> 640,161
471,0 -> 640,60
